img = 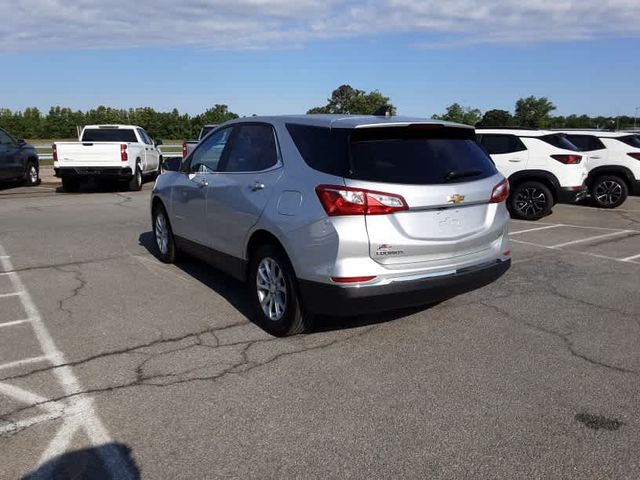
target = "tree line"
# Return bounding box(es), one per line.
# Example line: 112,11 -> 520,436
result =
1,86 -> 636,140
0,104 -> 239,140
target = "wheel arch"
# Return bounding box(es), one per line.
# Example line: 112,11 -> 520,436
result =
508,170 -> 560,203
587,166 -> 634,189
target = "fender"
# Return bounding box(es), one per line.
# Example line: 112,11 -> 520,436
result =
586,165 -> 635,187
507,170 -> 561,195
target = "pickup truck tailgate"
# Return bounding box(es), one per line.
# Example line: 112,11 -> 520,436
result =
55,142 -> 127,166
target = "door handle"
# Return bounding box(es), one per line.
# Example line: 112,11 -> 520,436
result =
508,158 -> 523,162
251,181 -> 265,191
196,180 -> 208,188
590,155 -> 602,159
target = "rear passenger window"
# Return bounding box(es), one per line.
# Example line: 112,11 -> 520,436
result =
540,134 -> 579,151
565,135 -> 605,151
286,124 -> 350,176
617,135 -> 640,148
479,135 -> 526,155
223,124 -> 278,172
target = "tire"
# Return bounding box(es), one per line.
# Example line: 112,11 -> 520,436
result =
61,177 -> 80,193
152,204 -> 177,263
23,160 -> 40,186
508,181 -> 553,221
128,163 -> 143,191
590,175 -> 628,209
248,244 -> 308,337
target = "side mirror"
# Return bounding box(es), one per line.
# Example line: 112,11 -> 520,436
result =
17,139 -> 26,146
162,157 -> 182,172
155,139 -> 163,146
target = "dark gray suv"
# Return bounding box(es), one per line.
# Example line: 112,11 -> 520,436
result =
0,127 -> 40,186
151,115 -> 511,336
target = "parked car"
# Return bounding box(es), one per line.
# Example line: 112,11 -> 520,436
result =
152,115 -> 511,336
182,124 -> 218,159
553,130 -> 640,208
0,127 -> 40,186
476,128 -> 588,220
54,125 -> 162,192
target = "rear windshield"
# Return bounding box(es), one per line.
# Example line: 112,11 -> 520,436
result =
539,134 -> 579,151
617,135 -> 640,148
200,126 -> 216,139
81,129 -> 138,142
286,124 -> 497,185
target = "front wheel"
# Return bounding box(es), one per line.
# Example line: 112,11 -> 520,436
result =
152,205 -> 177,263
248,244 -> 308,337
590,175 -> 628,209
24,161 -> 40,186
508,181 -> 553,221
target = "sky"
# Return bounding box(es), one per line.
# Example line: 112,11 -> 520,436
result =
1,0 -> 639,118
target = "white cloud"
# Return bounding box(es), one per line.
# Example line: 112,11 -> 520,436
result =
0,0 -> 639,52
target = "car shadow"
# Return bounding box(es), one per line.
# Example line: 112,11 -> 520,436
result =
22,442 -> 140,480
138,231 -> 440,336
55,177 -> 154,194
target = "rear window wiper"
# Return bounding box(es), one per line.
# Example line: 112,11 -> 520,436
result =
444,169 -> 483,181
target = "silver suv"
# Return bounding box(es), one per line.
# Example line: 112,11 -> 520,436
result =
151,115 -> 511,336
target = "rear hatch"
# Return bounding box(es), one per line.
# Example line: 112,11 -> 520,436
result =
343,124 -> 505,267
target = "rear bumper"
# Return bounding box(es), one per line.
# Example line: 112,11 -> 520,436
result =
298,259 -> 511,316
556,185 -> 588,203
54,167 -> 133,178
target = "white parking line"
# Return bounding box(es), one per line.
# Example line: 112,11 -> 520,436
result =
0,291 -> 22,299
510,220 -> 640,233
0,319 -> 30,328
621,253 -> 640,262
509,224 -> 562,235
510,239 -> 640,265
0,355 -> 50,371
0,243 -> 136,479
550,230 -> 633,248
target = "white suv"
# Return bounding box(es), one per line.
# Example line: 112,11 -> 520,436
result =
554,130 -> 640,208
477,128 -> 588,220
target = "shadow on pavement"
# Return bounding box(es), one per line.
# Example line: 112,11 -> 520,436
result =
23,442 -> 139,480
138,231 -> 439,336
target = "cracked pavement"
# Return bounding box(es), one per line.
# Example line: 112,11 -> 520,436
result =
0,184 -> 639,479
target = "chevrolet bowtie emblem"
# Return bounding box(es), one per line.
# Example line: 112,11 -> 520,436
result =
447,194 -> 465,204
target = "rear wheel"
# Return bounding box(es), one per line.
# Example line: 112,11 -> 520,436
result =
508,181 -> 553,221
590,175 -> 627,209
128,163 -> 143,191
24,161 -> 40,186
249,244 -> 307,336
152,204 -> 177,263
61,177 -> 80,193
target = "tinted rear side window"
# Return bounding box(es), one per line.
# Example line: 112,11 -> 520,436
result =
349,127 -> 497,184
82,129 -> 138,142
617,135 -> 640,148
565,135 -> 605,151
479,134 -> 526,155
286,124 -> 350,176
539,134 -> 579,151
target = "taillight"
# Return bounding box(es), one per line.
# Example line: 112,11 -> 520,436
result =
551,154 -> 582,164
490,178 -> 509,203
315,185 -> 408,216
331,276 -> 377,283
120,144 -> 128,162
52,144 -> 57,163
627,153 -> 640,160
182,142 -> 188,158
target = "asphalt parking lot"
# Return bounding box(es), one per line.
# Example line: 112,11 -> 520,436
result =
1,182 -> 639,479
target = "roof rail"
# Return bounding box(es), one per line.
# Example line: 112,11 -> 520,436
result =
475,126 -> 539,130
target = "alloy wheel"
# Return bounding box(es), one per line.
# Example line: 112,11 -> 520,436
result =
256,257 -> 287,322
154,212 -> 169,255
515,187 -> 547,217
594,180 -> 622,206
29,165 -> 38,184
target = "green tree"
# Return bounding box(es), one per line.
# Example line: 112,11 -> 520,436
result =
477,109 -> 514,127
191,104 -> 239,137
307,84 -> 395,115
432,103 -> 481,126
514,96 -> 556,128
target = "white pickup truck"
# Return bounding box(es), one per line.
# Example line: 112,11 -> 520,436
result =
54,125 -> 162,192
181,124 -> 218,159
